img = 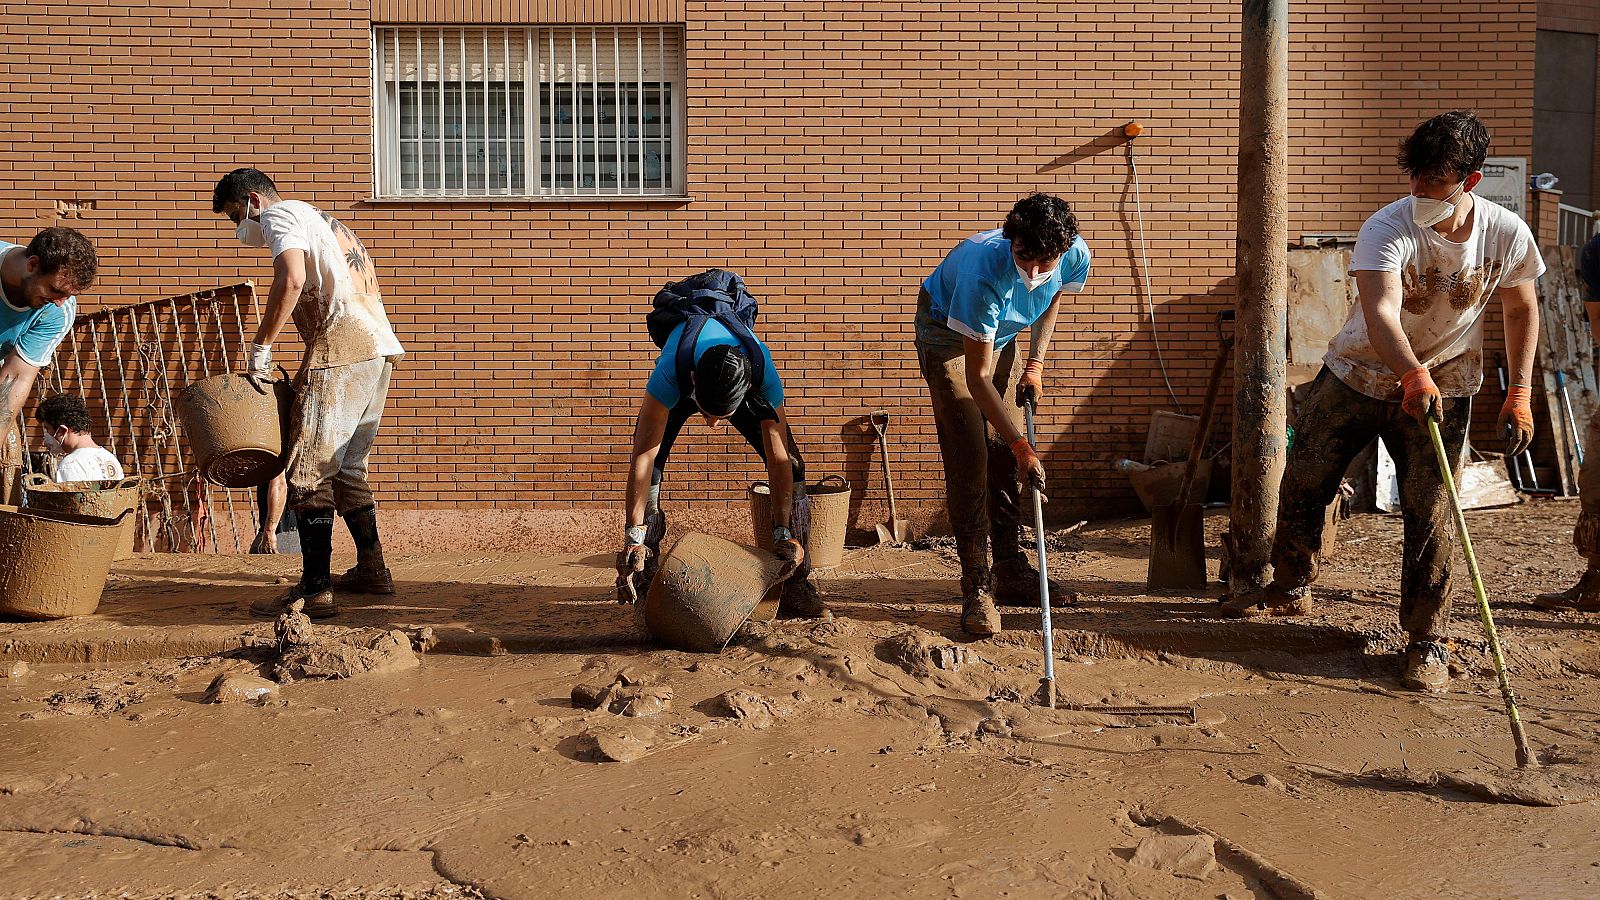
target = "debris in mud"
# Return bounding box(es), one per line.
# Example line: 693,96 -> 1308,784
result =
575,723 -> 657,762
1,660 -> 29,678
713,688 -> 785,729
571,670 -> 674,718
44,681 -> 147,716
881,630 -> 975,677
203,671 -> 280,704
270,601 -> 419,682
412,625 -> 438,653
1130,832 -> 1217,880
1341,765 -> 1600,807
1239,772 -> 1289,793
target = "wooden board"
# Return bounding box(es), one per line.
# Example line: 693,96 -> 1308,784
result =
1534,244 -> 1598,496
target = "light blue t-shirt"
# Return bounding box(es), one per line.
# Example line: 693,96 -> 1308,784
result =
922,229 -> 1091,348
0,242 -> 75,368
646,319 -> 784,410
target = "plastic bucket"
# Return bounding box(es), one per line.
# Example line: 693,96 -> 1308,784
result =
643,532 -> 788,652
0,504 -> 131,619
24,473 -> 142,559
749,475 -> 852,570
176,373 -> 290,488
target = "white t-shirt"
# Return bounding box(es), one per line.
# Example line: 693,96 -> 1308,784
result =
259,199 -> 404,370
54,446 -> 124,483
1325,194 -> 1545,400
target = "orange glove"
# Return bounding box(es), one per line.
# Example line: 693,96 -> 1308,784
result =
1010,437 -> 1045,489
1400,366 -> 1442,423
1016,358 -> 1045,408
1498,384 -> 1535,457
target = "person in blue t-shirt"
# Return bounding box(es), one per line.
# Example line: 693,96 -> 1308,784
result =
916,194 -> 1090,636
0,228 -> 98,504
618,314 -> 823,618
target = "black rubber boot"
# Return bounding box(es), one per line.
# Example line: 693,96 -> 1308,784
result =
298,507 -> 336,595
332,505 -> 395,595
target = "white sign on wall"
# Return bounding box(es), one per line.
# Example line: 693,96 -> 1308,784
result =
1480,157 -> 1528,221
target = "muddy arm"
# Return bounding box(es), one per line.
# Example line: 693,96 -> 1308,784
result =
625,395 -> 670,530
760,414 -> 794,530
0,351 -> 41,455
1028,293 -> 1064,367
1497,280 -> 1538,391
252,249 -> 307,346
1354,270 -> 1424,377
962,336 -> 1024,446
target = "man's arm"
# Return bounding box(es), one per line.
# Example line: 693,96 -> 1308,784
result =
1353,270 -> 1423,375
964,336 -> 1044,486
1018,294 -> 1064,406
0,352 -> 41,459
760,413 -> 795,530
624,394 -> 671,530
1500,281 -> 1539,392
251,249 -> 307,347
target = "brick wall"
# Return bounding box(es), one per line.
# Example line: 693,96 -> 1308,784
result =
0,1 -> 1537,549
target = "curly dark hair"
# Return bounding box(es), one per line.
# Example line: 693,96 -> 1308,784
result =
1002,193 -> 1079,262
693,344 -> 751,417
1398,111 -> 1490,183
37,393 -> 92,433
212,168 -> 279,213
25,227 -> 98,290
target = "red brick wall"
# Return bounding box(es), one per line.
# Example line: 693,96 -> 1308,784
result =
0,1 -> 1537,546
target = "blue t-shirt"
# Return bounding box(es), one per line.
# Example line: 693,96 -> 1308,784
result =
0,242 -> 75,368
646,319 -> 784,410
922,228 -> 1091,348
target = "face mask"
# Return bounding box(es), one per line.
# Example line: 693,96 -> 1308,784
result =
1412,183 -> 1465,229
236,198 -> 268,248
42,429 -> 64,456
1016,263 -> 1056,291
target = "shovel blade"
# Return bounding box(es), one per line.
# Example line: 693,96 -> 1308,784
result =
891,518 -> 911,543
1147,502 -> 1207,591
875,523 -> 896,545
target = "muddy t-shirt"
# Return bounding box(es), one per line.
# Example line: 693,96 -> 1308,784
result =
259,200 -> 404,371
54,446 -> 123,483
1326,195 -> 1544,400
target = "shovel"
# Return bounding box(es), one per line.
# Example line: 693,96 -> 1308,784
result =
1147,320 -> 1233,591
870,411 -> 910,544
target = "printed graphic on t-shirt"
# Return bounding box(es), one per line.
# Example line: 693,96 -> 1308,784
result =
1400,258 -> 1507,315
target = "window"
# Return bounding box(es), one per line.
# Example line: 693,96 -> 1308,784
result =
373,26 -> 684,199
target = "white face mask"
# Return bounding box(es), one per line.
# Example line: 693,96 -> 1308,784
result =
1412,183 -> 1465,229
1016,263 -> 1056,292
236,197 -> 268,248
42,429 -> 64,456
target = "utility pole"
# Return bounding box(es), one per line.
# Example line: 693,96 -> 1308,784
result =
1228,0 -> 1289,600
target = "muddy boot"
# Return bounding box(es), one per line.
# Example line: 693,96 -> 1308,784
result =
776,577 -> 830,619
954,533 -> 1000,636
1217,582 -> 1316,618
1534,565 -> 1600,611
251,583 -> 337,620
260,507 -> 338,619
1401,640 -> 1451,692
992,556 -> 1077,608
331,505 -> 394,595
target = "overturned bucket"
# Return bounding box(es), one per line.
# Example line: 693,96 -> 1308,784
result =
748,474 -> 852,570
643,532 -> 788,652
24,473 -> 142,559
176,373 -> 290,488
0,505 -> 131,619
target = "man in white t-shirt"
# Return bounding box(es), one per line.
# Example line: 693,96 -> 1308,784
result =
36,394 -> 123,483
1219,112 -> 1544,693
213,169 -> 405,620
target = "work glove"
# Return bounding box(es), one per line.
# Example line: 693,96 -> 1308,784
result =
1498,384 -> 1535,457
1015,358 -> 1045,408
614,542 -> 651,605
1010,437 -> 1046,491
243,343 -> 273,394
1400,366 -> 1442,424
773,536 -> 806,581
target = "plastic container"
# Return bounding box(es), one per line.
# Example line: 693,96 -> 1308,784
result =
749,474 -> 852,569
643,532 -> 788,652
0,504 -> 131,619
176,373 -> 290,488
23,473 -> 142,559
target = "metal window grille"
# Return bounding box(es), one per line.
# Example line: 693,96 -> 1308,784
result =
373,25 -> 684,199
1558,202 -> 1600,248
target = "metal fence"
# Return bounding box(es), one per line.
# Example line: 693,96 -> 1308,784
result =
1558,202 -> 1599,248
23,282 -> 266,553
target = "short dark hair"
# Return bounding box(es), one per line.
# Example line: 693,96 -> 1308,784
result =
212,168 -> 279,213
1002,193 -> 1079,262
1398,111 -> 1490,183
693,345 -> 751,417
37,394 -> 92,433
25,227 -> 97,290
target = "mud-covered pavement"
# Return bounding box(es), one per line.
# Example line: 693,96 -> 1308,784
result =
6,503 -> 1600,898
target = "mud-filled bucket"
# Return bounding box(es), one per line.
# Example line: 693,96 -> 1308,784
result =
748,475 -> 853,569
23,473 -> 142,559
643,532 -> 788,652
176,373 -> 290,488
0,505 -> 131,619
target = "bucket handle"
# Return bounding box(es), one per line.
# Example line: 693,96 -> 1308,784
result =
22,473 -> 49,489
115,476 -> 142,492
748,480 -> 771,496
812,474 -> 849,492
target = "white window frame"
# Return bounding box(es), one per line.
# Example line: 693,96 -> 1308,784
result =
370,24 -> 687,201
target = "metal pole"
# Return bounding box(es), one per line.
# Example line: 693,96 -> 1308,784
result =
1025,399 -> 1056,709
1227,0 -> 1290,600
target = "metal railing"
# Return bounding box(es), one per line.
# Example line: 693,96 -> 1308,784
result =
23,283 -> 266,553
1558,202 -> 1599,247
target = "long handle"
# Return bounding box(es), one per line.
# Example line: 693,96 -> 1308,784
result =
1559,372 -> 1585,467
1170,340 -> 1231,530
1427,415 -> 1535,768
874,414 -> 900,521
1025,399 -> 1056,709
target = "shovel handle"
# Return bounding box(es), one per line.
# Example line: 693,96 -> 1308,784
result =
1025,398 -> 1057,708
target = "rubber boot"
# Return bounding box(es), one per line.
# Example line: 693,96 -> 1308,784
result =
956,533 -> 1000,637
253,508 -> 336,619
777,485 -> 830,619
331,505 -> 395,595
1534,564 -> 1600,612
1401,640 -> 1450,692
990,518 -> 1077,608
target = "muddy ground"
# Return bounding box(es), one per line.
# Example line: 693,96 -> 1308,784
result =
5,502 -> 1600,898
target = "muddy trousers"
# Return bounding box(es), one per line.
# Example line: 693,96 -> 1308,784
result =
651,396 -> 812,583
1573,417 -> 1600,561
913,289 -> 1028,585
1271,368 -> 1471,642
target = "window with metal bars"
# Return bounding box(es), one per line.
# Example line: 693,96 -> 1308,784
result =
373,25 -> 684,199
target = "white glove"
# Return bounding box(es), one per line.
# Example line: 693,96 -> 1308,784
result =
245,343 -> 272,378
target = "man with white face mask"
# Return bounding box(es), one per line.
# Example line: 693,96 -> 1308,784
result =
213,168 -> 404,620
36,394 -> 122,483
917,193 -> 1091,636
1220,112 -> 1544,694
